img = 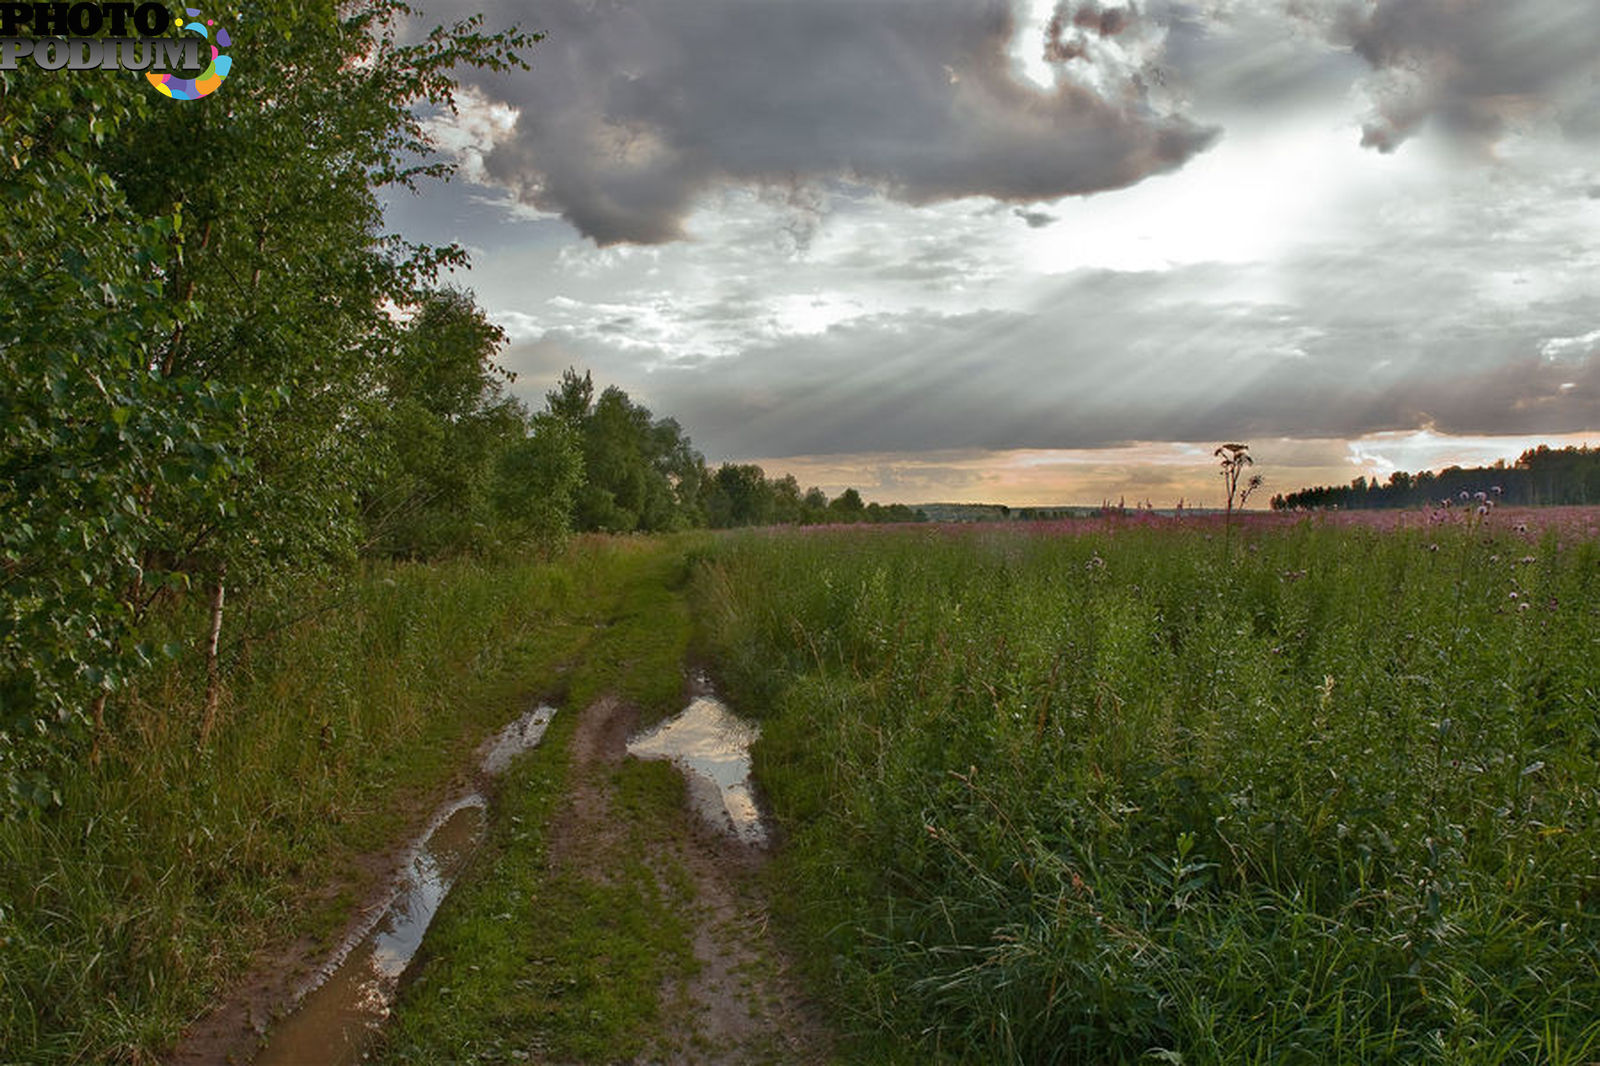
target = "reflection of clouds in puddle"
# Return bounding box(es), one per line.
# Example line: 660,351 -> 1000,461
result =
628,696 -> 769,846
255,800 -> 487,1065
259,701 -> 558,1063
479,705 -> 557,776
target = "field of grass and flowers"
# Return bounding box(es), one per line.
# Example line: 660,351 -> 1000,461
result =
696,512 -> 1600,1063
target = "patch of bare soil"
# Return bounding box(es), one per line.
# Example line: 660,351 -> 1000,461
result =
171,696 -> 831,1065
553,697 -> 832,1065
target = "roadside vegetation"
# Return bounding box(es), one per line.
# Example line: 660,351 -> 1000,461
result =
696,519 -> 1600,1063
0,538 -> 689,1062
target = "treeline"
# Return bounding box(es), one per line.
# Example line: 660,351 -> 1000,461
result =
533,368 -> 922,535
361,323 -> 920,557
1271,445 -> 1600,511
368,356 -> 923,553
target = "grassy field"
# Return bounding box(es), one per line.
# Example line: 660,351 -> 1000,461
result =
5,515 -> 1597,1064
0,535 -> 699,1064
695,517 -> 1600,1063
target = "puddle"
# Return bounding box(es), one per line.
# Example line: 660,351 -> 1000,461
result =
254,798 -> 485,1065
628,692 -> 769,846
253,706 -> 556,1065
477,704 -> 557,776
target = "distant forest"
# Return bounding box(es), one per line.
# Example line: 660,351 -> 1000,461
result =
1271,445 -> 1600,510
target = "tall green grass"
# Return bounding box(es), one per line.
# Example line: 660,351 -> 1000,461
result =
0,537 -> 683,1064
696,522 -> 1600,1063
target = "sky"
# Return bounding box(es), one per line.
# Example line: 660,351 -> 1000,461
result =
383,0 -> 1600,507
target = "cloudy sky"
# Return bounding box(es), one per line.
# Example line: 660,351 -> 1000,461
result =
384,0 -> 1600,507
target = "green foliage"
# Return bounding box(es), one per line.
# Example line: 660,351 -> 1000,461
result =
364,288 -> 578,557
0,0 -> 536,806
695,523 -> 1600,1063
0,72 -> 256,802
706,463 -> 776,528
552,376 -> 702,534
545,366 -> 919,535
491,414 -> 585,551
1275,445 -> 1600,510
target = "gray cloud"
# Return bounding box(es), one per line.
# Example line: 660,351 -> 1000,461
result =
439,0 -> 1217,244
1316,0 -> 1600,152
1151,1 -> 1363,122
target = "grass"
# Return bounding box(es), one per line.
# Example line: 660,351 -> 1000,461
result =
374,723 -> 700,1064
694,518 -> 1600,1064
0,534 -> 700,1065
9,514 -> 1598,1064
375,536 -> 704,1064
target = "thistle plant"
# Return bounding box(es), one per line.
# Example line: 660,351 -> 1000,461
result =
1215,442 -> 1264,544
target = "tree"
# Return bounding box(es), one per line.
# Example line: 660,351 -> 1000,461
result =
829,488 -> 867,522
546,367 -> 595,424
364,288 -> 536,557
705,464 -> 775,528
0,0 -> 536,802
491,415 -> 584,551
770,475 -> 804,524
801,487 -> 830,524
549,374 -> 703,533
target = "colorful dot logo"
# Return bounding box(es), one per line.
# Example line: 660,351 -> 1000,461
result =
147,8 -> 231,100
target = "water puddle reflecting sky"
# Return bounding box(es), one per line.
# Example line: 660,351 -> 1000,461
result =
254,798 -> 485,1066
628,694 -> 769,846
252,705 -> 557,1064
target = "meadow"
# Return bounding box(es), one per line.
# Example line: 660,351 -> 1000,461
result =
3,514 -> 1597,1064
696,514 -> 1600,1063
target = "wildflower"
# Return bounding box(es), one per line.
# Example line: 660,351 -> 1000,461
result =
1515,523 -> 1528,534
1518,602 -> 1531,612
1508,591 -> 1519,600
1476,504 -> 1488,516
1520,555 -> 1536,564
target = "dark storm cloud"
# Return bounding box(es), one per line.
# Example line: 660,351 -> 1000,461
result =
438,0 -> 1217,245
1316,0 -> 1600,152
